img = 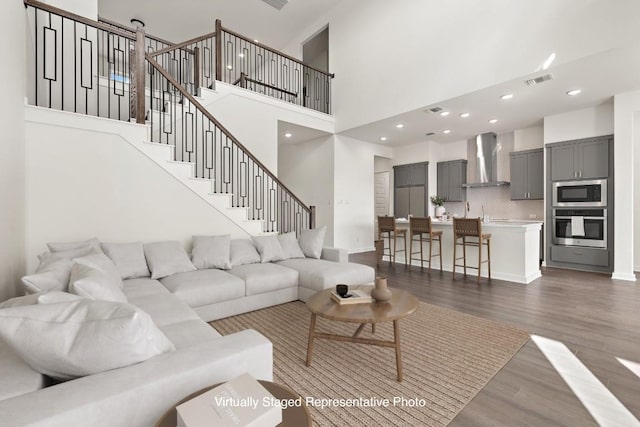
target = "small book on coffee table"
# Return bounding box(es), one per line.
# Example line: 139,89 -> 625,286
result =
331,289 -> 372,305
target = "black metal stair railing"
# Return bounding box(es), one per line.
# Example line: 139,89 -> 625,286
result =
145,53 -> 315,234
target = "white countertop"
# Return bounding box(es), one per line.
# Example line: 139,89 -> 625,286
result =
395,218 -> 543,228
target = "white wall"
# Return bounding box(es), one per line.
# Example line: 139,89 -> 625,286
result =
544,102 -> 614,144
201,82 -> 335,174
514,125 -> 544,151
24,114 -> 248,273
0,0 -> 26,300
278,136 -> 335,246
285,0 -> 640,132
41,0 -> 97,19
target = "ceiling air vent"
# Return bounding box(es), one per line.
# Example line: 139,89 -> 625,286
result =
524,74 -> 553,86
261,0 -> 288,10
425,132 -> 436,136
424,106 -> 443,114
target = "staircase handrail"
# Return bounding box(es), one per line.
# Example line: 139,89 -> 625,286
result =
145,52 -> 313,216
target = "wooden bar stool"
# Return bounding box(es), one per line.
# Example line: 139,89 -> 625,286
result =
377,216 -> 407,266
452,217 -> 491,283
409,216 -> 442,272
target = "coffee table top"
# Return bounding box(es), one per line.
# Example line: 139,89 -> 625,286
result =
306,285 -> 419,323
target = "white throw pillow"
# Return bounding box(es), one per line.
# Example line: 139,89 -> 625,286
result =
68,254 -> 126,303
0,299 -> 175,380
298,226 -> 327,259
191,235 -> 232,270
251,235 -> 286,263
21,246 -> 100,294
101,242 -> 151,279
47,237 -> 101,253
277,232 -> 305,259
230,239 -> 261,267
144,241 -> 196,280
0,292 -> 82,309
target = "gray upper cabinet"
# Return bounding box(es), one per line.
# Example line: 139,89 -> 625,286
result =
394,162 -> 428,187
437,160 -> 467,202
393,162 -> 428,217
550,137 -> 609,181
510,149 -> 543,200
394,166 -> 410,187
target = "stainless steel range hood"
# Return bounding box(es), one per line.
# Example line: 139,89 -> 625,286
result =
462,132 -> 510,188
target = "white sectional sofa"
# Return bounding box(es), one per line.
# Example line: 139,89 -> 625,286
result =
0,233 -> 375,427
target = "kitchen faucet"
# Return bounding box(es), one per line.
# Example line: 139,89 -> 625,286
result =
465,201 -> 470,218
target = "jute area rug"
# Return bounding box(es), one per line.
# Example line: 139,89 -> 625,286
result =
211,301 -> 529,426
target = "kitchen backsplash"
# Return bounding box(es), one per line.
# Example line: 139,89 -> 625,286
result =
444,186 -> 544,220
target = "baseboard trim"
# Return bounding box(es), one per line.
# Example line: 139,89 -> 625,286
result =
611,272 -> 637,282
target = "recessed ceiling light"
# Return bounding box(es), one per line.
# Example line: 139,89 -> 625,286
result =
489,119 -> 498,124
566,89 -> 582,96
443,129 -> 451,134
460,113 -> 470,118
226,64 -> 233,70
239,53 -> 245,58
379,137 -> 387,141
440,111 -> 450,117
500,93 -> 513,100
284,133 -> 292,138
542,52 -> 556,70
130,18 -> 145,28
395,124 -> 404,128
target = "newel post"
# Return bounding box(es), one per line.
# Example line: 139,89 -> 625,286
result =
309,206 -> 316,229
215,19 -> 222,82
134,28 -> 146,124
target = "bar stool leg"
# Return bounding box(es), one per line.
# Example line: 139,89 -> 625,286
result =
452,235 -> 457,279
427,235 -> 432,273
487,239 -> 492,280
438,236 -> 443,272
477,236 -> 482,284
392,233 -> 396,265
419,234 -> 424,269
462,236 -> 467,277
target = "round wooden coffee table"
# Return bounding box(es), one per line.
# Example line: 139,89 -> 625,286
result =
305,285 -> 419,382
155,380 -> 311,427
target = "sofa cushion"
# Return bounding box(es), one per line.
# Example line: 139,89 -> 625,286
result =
101,242 -> 151,279
122,278 -> 170,299
278,232 -> 305,259
144,241 -> 196,280
47,237 -> 101,253
276,258 -> 375,291
159,319 -> 221,350
230,239 -> 261,266
0,291 -> 81,309
126,293 -> 200,327
228,263 -> 298,296
0,338 -> 45,400
68,254 -> 127,303
21,246 -> 100,294
298,226 -> 326,259
191,235 -> 232,270
252,235 -> 286,263
159,269 -> 245,308
0,299 -> 175,380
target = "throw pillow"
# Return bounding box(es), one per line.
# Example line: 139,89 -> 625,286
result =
0,292 -> 82,309
101,242 -> 151,279
277,232 -> 305,259
47,237 -> 101,253
0,299 -> 175,380
73,253 -> 123,288
143,241 -> 196,280
68,262 -> 127,303
21,246 -> 100,294
191,235 -> 232,270
229,239 -> 261,267
251,235 -> 286,263
298,226 -> 327,259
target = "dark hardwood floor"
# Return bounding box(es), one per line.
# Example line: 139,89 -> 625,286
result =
349,252 -> 640,426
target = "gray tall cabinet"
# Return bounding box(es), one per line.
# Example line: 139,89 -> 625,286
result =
510,149 -> 543,200
393,162 -> 428,218
436,160 -> 467,202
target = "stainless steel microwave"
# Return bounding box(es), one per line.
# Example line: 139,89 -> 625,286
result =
552,179 -> 607,207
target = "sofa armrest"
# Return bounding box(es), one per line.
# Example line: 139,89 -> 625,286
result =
321,247 -> 348,263
0,329 -> 272,427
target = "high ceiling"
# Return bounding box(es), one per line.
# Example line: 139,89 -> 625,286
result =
98,0 -> 342,50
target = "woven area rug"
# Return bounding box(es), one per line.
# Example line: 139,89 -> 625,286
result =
211,301 -> 529,426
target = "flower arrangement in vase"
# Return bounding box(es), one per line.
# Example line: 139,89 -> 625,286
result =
430,196 -> 446,218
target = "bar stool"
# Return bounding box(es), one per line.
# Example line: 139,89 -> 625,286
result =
452,217 -> 491,283
377,216 -> 407,266
409,216 -> 442,272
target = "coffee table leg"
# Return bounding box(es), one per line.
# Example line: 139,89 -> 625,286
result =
393,320 -> 403,382
306,313 -> 317,367
353,323 -> 367,338
372,323 -> 376,334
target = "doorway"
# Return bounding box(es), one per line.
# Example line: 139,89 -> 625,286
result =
302,26 -> 329,72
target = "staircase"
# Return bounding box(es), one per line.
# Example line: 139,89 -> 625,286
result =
24,0 -> 327,236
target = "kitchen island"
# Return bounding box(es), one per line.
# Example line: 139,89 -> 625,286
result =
393,219 -> 542,284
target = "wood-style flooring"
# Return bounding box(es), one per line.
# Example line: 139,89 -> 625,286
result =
349,252 -> 640,426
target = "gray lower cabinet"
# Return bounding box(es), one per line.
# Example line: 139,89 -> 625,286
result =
510,149 -> 543,200
550,245 -> 609,267
437,160 -> 467,202
550,137 -> 609,181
